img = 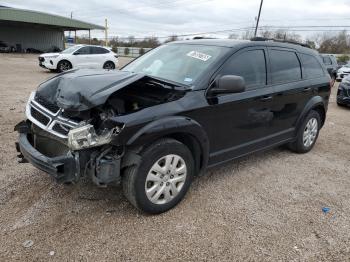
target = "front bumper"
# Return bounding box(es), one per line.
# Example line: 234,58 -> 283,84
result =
15,120 -> 123,186
337,72 -> 350,80
337,86 -> 350,105
15,121 -> 80,183
38,58 -> 56,70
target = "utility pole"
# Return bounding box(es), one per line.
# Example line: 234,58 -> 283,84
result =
105,18 -> 108,47
69,11 -> 73,38
254,0 -> 263,37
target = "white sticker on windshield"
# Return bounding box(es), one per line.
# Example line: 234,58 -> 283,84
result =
184,77 -> 193,82
186,51 -> 212,62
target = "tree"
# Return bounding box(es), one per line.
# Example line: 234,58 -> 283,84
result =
337,54 -> 350,63
241,30 -> 254,40
164,35 -> 178,43
318,31 -> 350,54
128,36 -> 135,46
228,33 -> 239,39
140,48 -> 145,55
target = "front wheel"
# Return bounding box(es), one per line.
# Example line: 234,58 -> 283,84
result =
288,110 -> 321,153
57,60 -> 72,72
122,138 -> 194,214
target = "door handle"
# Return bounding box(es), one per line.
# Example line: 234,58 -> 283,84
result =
260,95 -> 273,102
303,87 -> 312,92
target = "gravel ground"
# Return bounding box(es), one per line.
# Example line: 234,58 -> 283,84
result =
0,54 -> 349,261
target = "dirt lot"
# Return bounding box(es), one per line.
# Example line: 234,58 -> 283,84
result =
0,53 -> 349,261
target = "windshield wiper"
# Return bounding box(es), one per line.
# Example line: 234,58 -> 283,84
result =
145,75 -> 192,90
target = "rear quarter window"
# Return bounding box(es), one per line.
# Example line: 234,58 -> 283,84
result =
270,49 -> 301,84
300,54 -> 325,79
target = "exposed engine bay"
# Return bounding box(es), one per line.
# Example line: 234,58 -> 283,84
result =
16,69 -> 187,186
61,76 -> 186,123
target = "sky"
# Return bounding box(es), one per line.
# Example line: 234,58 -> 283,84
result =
2,0 -> 350,40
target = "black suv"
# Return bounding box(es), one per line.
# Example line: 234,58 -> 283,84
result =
15,39 -> 331,213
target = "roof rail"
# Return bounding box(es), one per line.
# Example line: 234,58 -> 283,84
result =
250,37 -> 311,48
193,36 -> 217,40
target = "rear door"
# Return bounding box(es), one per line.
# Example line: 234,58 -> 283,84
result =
204,47 -> 276,165
267,48 -> 318,142
90,47 -> 110,68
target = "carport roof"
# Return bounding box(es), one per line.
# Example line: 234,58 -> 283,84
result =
0,7 -> 105,30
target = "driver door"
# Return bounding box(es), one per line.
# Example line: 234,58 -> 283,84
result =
204,47 -> 275,165
72,46 -> 92,68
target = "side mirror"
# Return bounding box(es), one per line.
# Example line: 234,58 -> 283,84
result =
210,75 -> 245,95
73,52 -> 80,55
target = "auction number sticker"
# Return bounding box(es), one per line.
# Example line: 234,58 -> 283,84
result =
186,51 -> 212,62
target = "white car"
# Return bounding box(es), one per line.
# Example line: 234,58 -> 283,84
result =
337,63 -> 350,81
38,45 -> 119,72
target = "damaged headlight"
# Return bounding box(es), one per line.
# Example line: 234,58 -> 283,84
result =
68,124 -> 121,150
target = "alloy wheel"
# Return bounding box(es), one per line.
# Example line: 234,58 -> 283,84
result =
104,62 -> 115,70
59,61 -> 71,71
303,117 -> 318,148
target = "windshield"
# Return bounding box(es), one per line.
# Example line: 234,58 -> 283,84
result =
122,44 -> 228,86
61,45 -> 82,54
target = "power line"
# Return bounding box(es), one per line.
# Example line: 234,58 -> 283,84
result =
74,0 -> 213,17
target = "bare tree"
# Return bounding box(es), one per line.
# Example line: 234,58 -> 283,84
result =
228,33 -> 239,39
164,35 -> 179,43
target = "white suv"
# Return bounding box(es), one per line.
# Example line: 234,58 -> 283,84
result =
38,45 -> 119,72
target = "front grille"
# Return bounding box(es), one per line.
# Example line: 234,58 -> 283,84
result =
346,88 -> 350,97
31,107 -> 50,125
52,123 -> 71,136
26,92 -> 79,139
38,57 -> 45,62
35,95 -> 60,113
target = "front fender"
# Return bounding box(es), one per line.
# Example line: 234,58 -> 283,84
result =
126,116 -> 210,171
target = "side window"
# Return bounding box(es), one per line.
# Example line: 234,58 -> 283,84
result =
220,49 -> 267,90
270,49 -> 301,84
322,56 -> 332,65
99,47 -> 110,54
91,47 -> 109,54
300,54 -> 324,79
76,46 -> 90,55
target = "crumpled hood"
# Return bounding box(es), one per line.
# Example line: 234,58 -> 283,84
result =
36,69 -> 145,111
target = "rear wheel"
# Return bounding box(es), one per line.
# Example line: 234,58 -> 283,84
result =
288,110 -> 321,153
57,60 -> 72,72
330,75 -> 336,87
122,138 -> 194,214
103,61 -> 115,70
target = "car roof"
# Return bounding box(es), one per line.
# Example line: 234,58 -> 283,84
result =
75,44 -> 108,48
170,39 -> 318,55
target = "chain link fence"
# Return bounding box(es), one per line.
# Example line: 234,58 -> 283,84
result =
115,47 -> 152,58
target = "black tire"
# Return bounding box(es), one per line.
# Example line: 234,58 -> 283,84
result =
57,60 -> 72,72
103,61 -> 115,70
331,75 -> 336,87
288,110 -> 321,154
337,102 -> 347,107
122,138 -> 195,214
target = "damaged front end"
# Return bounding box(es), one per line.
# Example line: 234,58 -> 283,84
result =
15,69 -> 187,186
